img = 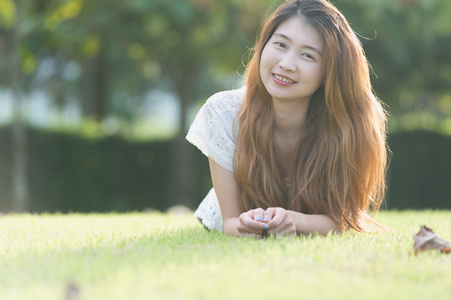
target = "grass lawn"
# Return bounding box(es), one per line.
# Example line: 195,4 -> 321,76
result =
0,210 -> 450,300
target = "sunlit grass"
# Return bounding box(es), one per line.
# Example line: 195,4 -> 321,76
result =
1,211 -> 450,300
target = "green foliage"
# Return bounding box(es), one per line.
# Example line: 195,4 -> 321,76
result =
0,0 -> 15,28
0,126 -> 211,212
0,0 -> 277,119
335,0 -> 451,115
0,211 -> 450,299
0,0 -> 450,120
2,0 -> 449,212
389,112 -> 451,135
388,130 -> 451,209
0,127 -> 450,212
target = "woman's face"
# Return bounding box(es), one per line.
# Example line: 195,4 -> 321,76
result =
260,17 -> 324,104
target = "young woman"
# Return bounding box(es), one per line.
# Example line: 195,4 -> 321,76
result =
186,0 -> 388,237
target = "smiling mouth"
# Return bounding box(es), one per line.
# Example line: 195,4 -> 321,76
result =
273,73 -> 297,84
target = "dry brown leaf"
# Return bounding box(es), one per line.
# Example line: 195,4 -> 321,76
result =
66,281 -> 81,300
413,225 -> 451,255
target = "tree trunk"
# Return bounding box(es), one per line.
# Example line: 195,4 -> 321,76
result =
81,50 -> 107,120
11,0 -> 29,212
171,66 -> 195,209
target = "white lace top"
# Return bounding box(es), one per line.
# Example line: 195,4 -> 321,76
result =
186,87 -> 246,231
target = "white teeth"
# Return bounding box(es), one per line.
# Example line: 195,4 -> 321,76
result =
274,74 -> 295,83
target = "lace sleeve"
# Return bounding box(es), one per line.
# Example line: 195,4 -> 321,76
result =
186,88 -> 245,172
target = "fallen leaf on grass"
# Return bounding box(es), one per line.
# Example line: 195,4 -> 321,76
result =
414,226 -> 451,255
66,281 -> 81,300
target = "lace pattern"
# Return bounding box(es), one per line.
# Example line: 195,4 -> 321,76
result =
193,188 -> 223,231
186,88 -> 246,231
186,88 -> 245,171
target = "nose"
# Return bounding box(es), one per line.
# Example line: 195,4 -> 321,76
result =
278,54 -> 296,72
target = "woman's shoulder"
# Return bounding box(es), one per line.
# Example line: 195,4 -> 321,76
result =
203,87 -> 246,115
187,87 -> 245,170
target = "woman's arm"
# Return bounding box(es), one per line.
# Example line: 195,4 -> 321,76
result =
256,208 -> 340,236
287,210 -> 340,235
208,158 -> 268,237
210,157 -> 340,236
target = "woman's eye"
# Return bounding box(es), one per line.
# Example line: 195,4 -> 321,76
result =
274,42 -> 286,48
302,53 -> 315,60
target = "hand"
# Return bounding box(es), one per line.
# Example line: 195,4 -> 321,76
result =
263,207 -> 296,237
237,208 -> 270,238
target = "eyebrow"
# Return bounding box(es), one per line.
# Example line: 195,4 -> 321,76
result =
273,33 -> 323,56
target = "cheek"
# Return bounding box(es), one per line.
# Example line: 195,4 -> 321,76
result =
260,47 -> 275,71
309,65 -> 323,86
259,51 -> 268,74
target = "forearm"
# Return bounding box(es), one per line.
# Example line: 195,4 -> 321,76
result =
223,213 -> 270,237
223,217 -> 242,236
288,210 -> 340,236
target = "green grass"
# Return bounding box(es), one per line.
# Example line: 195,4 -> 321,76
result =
1,211 -> 450,300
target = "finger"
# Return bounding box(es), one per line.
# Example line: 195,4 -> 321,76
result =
266,209 -> 294,235
237,223 -> 266,238
267,208 -> 286,228
252,208 -> 266,222
239,212 -> 270,232
263,207 -> 276,222
256,208 -> 279,233
240,210 -> 261,225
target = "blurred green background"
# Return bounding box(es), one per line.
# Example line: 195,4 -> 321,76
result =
0,0 -> 450,213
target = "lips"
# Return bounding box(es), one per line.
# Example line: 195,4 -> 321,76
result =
272,73 -> 297,85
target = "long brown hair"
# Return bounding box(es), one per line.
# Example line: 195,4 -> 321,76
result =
234,0 -> 389,232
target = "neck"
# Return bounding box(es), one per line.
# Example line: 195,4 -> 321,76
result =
272,98 -> 310,137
